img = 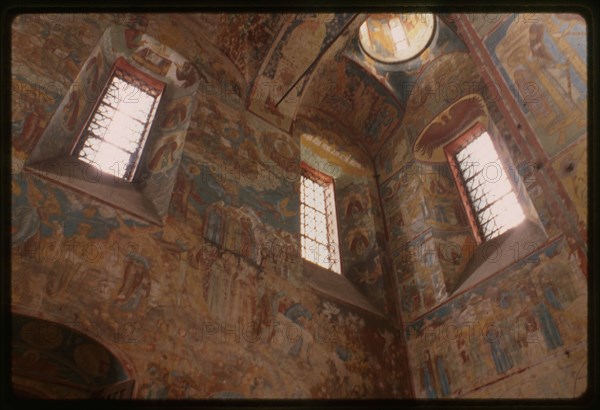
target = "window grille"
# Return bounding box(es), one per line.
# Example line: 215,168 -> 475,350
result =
452,129 -> 525,241
72,57 -> 164,181
300,165 -> 341,273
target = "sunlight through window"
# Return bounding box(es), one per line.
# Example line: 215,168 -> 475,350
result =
301,166 -> 341,274
73,58 -> 163,181
455,131 -> 525,240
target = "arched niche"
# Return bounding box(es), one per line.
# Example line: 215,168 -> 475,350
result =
11,314 -> 135,399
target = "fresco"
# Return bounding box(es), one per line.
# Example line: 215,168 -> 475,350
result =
468,13 -> 511,39
249,13 -> 354,131
295,111 -> 372,175
412,94 -> 489,163
375,129 -> 412,182
297,113 -> 388,312
336,16 -> 471,166
404,237 -> 587,398
551,136 -> 587,229
358,14 -> 436,64
485,14 -> 587,157
375,51 -> 482,183
346,16 -> 469,106
11,12 -> 587,400
20,24 -> 201,224
12,314 -> 131,398
11,14 -> 412,399
374,13 -> 587,397
379,160 -> 453,320
395,229 -> 446,321
336,181 -> 386,311
381,163 -> 429,241
302,53 -> 403,155
192,14 -> 285,88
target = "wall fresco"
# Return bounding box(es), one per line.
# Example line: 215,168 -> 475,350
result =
249,13 -> 354,131
11,14 -> 411,399
404,238 -> 587,398
376,13 -> 587,398
485,14 -> 587,157
12,314 -> 131,398
551,136 -> 587,229
302,54 -> 403,155
11,12 -> 587,400
298,115 -> 388,312
375,51 -> 482,182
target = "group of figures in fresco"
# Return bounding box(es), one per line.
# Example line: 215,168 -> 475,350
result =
11,12 -> 587,399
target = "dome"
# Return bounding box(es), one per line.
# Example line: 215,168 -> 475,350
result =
359,13 -> 436,63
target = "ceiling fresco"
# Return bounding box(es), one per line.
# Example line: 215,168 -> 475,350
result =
298,14 -> 470,157
358,13 -> 436,63
141,13 -> 471,161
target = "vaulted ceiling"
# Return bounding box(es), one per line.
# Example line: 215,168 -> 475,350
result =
145,13 -> 470,160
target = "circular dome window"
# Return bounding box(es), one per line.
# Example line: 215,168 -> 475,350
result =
359,13 -> 436,63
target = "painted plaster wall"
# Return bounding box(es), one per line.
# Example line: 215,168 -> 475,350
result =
296,115 -> 391,314
11,14 -> 412,399
475,13 -> 587,237
375,14 -> 587,398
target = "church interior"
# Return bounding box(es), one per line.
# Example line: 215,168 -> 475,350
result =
10,12 -> 588,399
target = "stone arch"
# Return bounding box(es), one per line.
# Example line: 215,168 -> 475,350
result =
11,313 -> 136,399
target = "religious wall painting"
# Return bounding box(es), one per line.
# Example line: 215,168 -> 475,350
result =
114,252 -> 151,312
347,16 -> 469,116
527,184 -> 561,238
132,47 -> 173,77
342,193 -> 368,220
375,128 -> 411,183
250,14 -> 357,131
249,17 -> 325,130
486,14 -> 586,157
413,94 -> 489,163
296,111 -> 373,175
434,230 -> 477,285
403,237 -> 587,397
146,135 -> 181,173
417,349 -> 452,398
469,13 -> 511,39
169,160 -> 202,221
159,97 -> 191,131
551,136 -> 587,227
404,52 -> 482,144
381,168 -> 429,240
12,314 -> 130,398
11,79 -> 58,157
306,56 -> 403,154
12,16 -> 101,85
238,181 -> 298,234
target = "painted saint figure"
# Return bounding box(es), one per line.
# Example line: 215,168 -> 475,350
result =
435,354 -> 451,397
206,257 -> 228,321
204,205 -> 224,246
116,253 -> 151,311
485,327 -> 513,374
419,350 -> 437,398
534,303 -> 563,350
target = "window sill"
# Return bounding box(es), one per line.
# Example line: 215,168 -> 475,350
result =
303,260 -> 384,318
452,218 -> 548,294
24,157 -> 163,226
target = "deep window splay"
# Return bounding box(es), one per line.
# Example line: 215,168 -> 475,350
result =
72,57 -> 164,181
300,165 -> 341,274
